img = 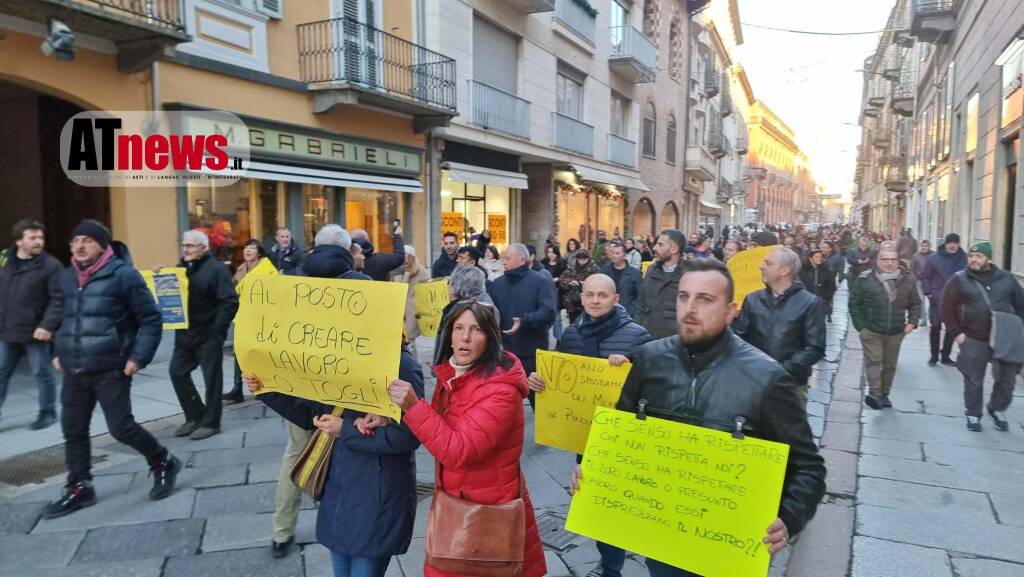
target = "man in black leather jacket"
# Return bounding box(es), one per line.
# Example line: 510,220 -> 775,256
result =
732,247 -> 827,404
612,258 -> 826,576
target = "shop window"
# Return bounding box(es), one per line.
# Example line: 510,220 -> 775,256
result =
666,114 -> 677,163
965,93 -> 979,154
345,189 -> 403,254
642,102 -> 657,157
187,179 -> 286,269
440,172 -> 512,248
303,185 -> 335,250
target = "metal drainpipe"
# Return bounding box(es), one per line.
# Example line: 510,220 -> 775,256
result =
425,129 -> 436,262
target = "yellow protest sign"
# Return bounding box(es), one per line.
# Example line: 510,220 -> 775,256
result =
140,268 -> 189,330
415,278 -> 450,337
641,261 -> 652,276
726,245 -> 776,308
535,350 -> 632,454
567,407 -> 789,577
235,257 -> 277,295
487,214 -> 507,244
442,212 -> 463,242
233,275 -> 408,420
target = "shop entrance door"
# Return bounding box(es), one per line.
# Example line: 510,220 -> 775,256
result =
452,196 -> 487,244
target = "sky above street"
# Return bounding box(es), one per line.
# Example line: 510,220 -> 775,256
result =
736,0 -> 897,200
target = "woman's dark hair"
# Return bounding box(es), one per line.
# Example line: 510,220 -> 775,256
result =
243,239 -> 267,258
566,238 -> 580,252
546,244 -> 561,259
484,245 -> 501,260
437,300 -> 513,375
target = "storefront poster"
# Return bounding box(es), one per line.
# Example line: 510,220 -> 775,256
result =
726,246 -> 776,309
442,212 -> 463,242
234,275 -> 408,420
535,350 -> 632,454
141,268 -> 189,330
415,279 -> 450,338
566,407 -> 789,577
487,214 -> 507,244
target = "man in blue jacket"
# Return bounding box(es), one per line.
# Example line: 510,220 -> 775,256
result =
489,243 -> 556,406
920,233 -> 967,366
45,220 -> 179,519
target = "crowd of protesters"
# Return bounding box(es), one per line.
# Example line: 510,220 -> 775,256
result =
2,213 -> 1021,577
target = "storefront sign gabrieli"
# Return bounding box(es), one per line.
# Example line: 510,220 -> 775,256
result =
169,105 -> 423,177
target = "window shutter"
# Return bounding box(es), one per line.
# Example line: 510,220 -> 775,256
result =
256,0 -> 283,19
473,17 -> 518,94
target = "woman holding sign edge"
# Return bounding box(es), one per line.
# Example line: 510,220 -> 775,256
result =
388,300 -> 546,577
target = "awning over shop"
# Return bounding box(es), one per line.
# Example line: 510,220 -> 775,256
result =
569,164 -> 650,192
700,200 -> 723,211
195,161 -> 423,193
442,162 -> 529,189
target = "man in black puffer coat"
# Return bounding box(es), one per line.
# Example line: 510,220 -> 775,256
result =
47,221 -> 179,519
168,230 -> 239,440
611,259 -> 825,576
733,248 -> 826,405
528,274 -> 649,577
489,243 -> 556,380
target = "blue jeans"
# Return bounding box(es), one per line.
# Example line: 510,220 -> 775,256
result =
0,340 -> 57,415
553,309 -> 564,340
330,552 -> 390,577
597,541 -> 626,577
645,558 -> 700,577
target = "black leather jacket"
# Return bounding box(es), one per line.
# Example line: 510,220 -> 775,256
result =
732,282 -> 827,382
616,331 -> 826,536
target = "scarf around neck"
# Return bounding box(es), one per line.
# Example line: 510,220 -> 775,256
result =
72,245 -> 115,287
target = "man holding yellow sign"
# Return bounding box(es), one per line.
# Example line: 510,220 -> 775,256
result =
567,259 -> 825,577
529,274 -> 649,577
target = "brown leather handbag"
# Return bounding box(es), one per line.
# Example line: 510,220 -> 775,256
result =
425,463 -> 526,577
289,406 -> 344,500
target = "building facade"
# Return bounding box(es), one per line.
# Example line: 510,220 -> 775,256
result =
743,100 -> 812,226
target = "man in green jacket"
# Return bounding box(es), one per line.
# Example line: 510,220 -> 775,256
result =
849,242 -> 921,410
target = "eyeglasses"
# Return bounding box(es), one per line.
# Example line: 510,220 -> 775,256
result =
181,243 -> 200,249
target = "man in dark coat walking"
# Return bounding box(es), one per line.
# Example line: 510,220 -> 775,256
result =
733,247 -> 826,405
634,229 -> 685,340
46,220 -> 179,518
169,230 -> 239,440
941,241 -> 1024,432
430,232 -> 459,278
268,227 -> 305,274
351,226 -> 406,281
529,273 -> 649,577
921,233 -> 967,365
0,219 -> 63,429
601,240 -> 642,318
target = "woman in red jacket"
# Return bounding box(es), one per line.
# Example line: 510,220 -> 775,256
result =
388,300 -> 546,577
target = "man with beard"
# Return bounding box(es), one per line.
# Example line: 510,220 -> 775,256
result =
572,259 -> 826,577
634,229 -> 685,339
431,232 -> 459,278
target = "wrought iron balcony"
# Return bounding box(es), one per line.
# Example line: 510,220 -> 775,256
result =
468,80 -> 531,139
609,25 -> 657,83
735,133 -> 748,155
607,133 -> 637,167
732,181 -> 748,198
552,112 -> 594,156
707,129 -> 726,160
882,47 -> 902,82
717,177 -> 732,202
885,158 -> 909,192
0,0 -> 189,72
298,16 -> 457,130
872,123 -> 892,149
507,0 -> 556,13
891,68 -> 915,117
704,63 -> 720,98
554,0 -> 596,46
911,0 -> 956,43
720,81 -> 733,117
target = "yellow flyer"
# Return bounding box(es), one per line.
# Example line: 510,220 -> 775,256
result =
140,267 -> 189,330
641,261 -> 652,276
566,407 -> 789,577
414,278 -> 450,337
235,257 -> 277,295
233,275 -> 408,420
535,350 -> 632,454
726,245 -> 776,308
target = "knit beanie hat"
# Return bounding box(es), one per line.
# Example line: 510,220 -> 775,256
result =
969,241 -> 992,259
71,220 -> 111,248
944,233 -> 960,245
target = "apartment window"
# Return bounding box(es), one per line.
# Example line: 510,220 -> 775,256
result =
556,63 -> 586,120
642,102 -> 657,157
1000,45 -> 1024,129
610,92 -> 630,136
943,62 -> 954,157
473,16 -> 518,94
965,93 -> 979,154
610,0 -> 628,52
666,114 -> 677,163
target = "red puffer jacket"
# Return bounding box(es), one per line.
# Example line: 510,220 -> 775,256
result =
403,353 -> 546,577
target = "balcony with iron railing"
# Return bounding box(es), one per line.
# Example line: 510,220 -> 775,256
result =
609,25 -> 657,83
717,177 -> 732,202
885,158 -> 909,192
707,127 -> 726,160
554,0 -> 597,46
607,133 -> 637,167
735,133 -> 748,155
552,112 -> 594,156
704,63 -> 720,98
911,0 -> 956,43
468,80 -> 531,139
298,17 -> 457,129
720,80 -> 733,117
891,68 -> 915,117
507,0 -> 556,13
0,0 -> 189,72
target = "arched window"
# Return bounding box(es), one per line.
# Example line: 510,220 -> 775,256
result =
632,197 -> 656,239
643,102 -> 657,157
661,201 -> 679,230
666,113 -> 677,163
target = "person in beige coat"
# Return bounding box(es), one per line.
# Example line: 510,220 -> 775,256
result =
390,245 -> 431,355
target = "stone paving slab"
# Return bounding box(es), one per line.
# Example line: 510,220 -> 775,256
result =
3,559 -> 165,577
823,400 -> 861,424
856,477 -> 996,524
72,518 -> 205,563
395,536 -> 425,576
32,488 -> 197,534
0,529 -> 86,571
163,547 -> 305,577
988,492 -> 1024,527
922,441 -> 1024,470
821,448 -> 857,497
856,504 -> 1024,563
952,557 -> 1024,577
861,412 -> 1023,453
858,453 -> 1024,497
785,503 -> 853,577
201,509 -> 317,552
0,501 -> 46,534
246,460 -> 282,484
851,536 -> 953,577
858,436 -> 922,460
191,481 -> 314,517
240,417 -> 293,448
820,421 -> 860,453
189,445 -> 288,467
157,431 -> 246,454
